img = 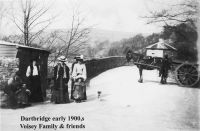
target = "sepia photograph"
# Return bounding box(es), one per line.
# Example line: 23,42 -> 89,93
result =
0,0 -> 199,130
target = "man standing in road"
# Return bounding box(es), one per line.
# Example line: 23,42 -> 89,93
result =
160,54 -> 171,84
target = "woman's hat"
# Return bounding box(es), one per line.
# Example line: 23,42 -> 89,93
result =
74,55 -> 80,59
77,55 -> 84,60
57,56 -> 67,61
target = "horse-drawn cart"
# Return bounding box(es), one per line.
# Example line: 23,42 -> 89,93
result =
171,62 -> 199,87
127,39 -> 199,87
132,55 -> 199,87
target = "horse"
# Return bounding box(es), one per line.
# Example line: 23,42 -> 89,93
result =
131,53 -> 163,83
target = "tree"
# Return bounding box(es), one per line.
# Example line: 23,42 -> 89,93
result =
106,33 -> 161,57
162,23 -> 198,61
144,0 -> 198,61
36,9 -> 91,65
144,0 -> 198,27
108,46 -> 122,56
2,34 -> 23,43
0,3 -> 6,25
85,45 -> 95,58
10,0 -> 54,46
0,2 -> 8,38
57,8 -> 91,57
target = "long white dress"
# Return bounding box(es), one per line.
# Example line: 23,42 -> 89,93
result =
71,63 -> 87,101
72,63 -> 87,81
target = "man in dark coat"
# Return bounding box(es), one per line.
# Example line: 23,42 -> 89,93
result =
26,59 -> 43,102
160,55 -> 171,84
52,56 -> 70,104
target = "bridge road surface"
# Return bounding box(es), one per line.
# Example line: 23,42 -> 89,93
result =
0,66 -> 199,131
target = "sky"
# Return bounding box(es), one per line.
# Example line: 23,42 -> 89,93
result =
0,0 -> 183,35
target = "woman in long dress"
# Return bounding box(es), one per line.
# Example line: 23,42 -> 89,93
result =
52,56 -> 70,104
26,59 -> 43,102
72,55 -> 87,102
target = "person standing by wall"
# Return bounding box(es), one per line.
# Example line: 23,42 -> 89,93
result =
72,55 -> 87,102
52,56 -> 70,104
70,56 -> 79,100
26,59 -> 43,102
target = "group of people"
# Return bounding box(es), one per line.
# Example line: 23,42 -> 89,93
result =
4,51 -> 171,109
4,54 -> 87,109
51,55 -> 87,104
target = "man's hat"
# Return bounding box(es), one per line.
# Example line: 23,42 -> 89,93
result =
57,56 -> 67,61
30,57 -> 38,63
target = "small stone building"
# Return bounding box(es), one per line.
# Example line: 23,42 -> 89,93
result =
0,40 -> 50,97
146,39 -> 177,58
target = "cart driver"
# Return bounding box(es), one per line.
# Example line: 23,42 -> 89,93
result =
159,54 -> 171,84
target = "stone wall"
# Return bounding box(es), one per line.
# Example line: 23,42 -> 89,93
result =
85,56 -> 126,79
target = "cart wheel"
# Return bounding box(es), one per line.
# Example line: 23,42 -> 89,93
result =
175,63 -> 199,87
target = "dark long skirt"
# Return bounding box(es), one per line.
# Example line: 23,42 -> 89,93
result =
52,89 -> 69,104
16,89 -> 30,105
52,78 -> 69,104
28,76 -> 43,102
71,79 -> 75,99
160,68 -> 169,84
4,84 -> 18,108
83,85 -> 87,100
4,84 -> 30,108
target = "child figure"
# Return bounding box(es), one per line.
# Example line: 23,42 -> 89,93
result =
15,84 -> 31,107
73,78 -> 85,103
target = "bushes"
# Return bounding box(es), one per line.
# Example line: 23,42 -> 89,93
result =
0,57 -> 18,90
0,57 -> 19,108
